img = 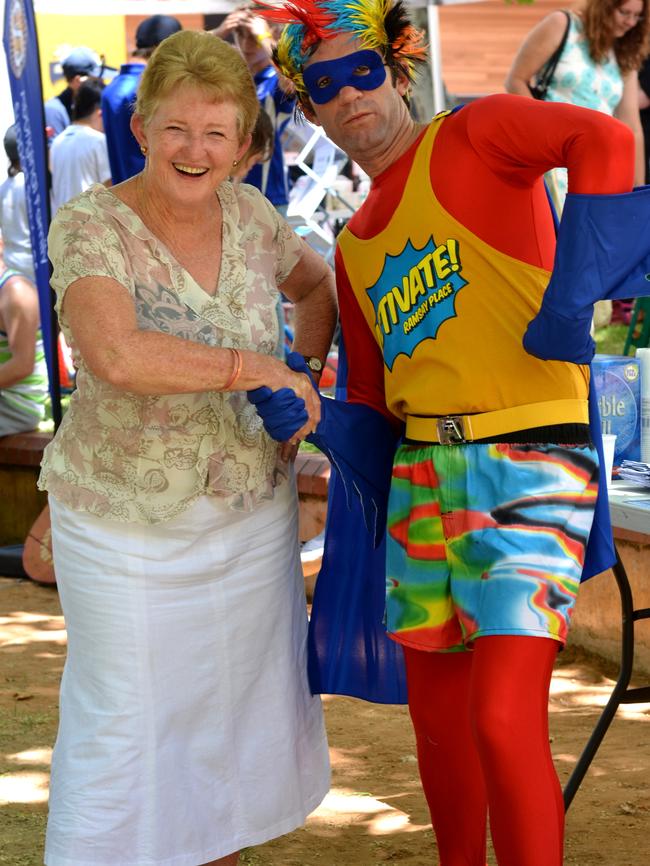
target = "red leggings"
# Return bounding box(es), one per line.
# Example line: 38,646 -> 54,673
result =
404,636 -> 563,866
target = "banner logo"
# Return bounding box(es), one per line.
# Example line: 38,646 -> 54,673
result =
366,236 -> 467,370
8,0 -> 27,78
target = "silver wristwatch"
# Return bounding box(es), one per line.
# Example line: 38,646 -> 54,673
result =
303,356 -> 323,375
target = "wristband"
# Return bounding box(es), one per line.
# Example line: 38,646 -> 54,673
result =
223,348 -> 243,390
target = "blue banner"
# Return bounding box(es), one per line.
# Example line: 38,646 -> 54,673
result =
3,0 -> 61,424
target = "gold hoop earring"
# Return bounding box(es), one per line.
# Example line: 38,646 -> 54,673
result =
141,145 -> 148,156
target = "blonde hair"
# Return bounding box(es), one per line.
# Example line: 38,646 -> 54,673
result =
135,31 -> 259,140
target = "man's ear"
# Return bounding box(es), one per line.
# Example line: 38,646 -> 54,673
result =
299,97 -> 320,126
395,70 -> 410,100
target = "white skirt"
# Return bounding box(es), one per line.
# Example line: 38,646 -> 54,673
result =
45,480 -> 330,866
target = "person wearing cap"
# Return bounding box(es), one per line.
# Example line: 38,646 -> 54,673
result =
246,1 -> 650,864
212,5 -> 294,212
101,14 -> 182,184
50,77 -> 112,214
44,46 -> 103,139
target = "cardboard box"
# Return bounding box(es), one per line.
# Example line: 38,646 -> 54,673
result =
591,354 -> 640,464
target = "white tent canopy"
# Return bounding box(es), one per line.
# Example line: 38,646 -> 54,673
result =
31,0 -> 480,12
33,1 -> 237,13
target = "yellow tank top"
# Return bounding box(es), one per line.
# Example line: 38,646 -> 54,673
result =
337,116 -> 589,422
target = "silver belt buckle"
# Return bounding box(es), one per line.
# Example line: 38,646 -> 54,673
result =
437,415 -> 466,445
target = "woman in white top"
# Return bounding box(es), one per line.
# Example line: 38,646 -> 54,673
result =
0,125 -> 35,281
41,30 -> 336,866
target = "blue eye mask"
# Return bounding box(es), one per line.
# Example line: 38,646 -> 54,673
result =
303,49 -> 387,105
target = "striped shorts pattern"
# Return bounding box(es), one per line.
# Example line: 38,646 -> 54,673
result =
386,441 -> 599,651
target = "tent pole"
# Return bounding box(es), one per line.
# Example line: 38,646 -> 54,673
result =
427,1 -> 446,113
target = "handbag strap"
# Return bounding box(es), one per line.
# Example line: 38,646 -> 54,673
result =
536,10 -> 572,93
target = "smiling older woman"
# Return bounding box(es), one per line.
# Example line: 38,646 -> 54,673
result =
40,30 -> 336,866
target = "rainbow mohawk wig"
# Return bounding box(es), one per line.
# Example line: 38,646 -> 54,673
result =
257,0 -> 427,102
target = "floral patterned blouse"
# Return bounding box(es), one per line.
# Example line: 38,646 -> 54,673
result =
39,182 -> 304,523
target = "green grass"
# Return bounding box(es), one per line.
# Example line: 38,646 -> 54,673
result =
594,323 -> 629,357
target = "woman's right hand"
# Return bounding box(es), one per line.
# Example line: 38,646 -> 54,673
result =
265,356 -> 321,443
247,354 -> 322,460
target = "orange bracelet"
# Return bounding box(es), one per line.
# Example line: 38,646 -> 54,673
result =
223,348 -> 243,390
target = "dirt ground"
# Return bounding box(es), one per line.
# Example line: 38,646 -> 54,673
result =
1,578 -> 649,866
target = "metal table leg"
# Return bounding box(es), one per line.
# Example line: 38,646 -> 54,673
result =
563,546 -> 650,810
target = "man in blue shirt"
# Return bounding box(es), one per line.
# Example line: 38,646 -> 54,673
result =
212,7 -> 295,211
101,15 -> 182,184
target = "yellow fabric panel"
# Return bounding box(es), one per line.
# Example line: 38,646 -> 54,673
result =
338,117 -> 589,422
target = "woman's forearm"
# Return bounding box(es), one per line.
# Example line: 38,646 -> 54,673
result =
89,328 -> 295,396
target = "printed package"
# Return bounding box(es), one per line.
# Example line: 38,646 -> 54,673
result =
591,354 -> 640,465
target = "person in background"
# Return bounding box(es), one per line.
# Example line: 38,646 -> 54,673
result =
506,0 -> 649,205
506,0 -> 649,326
230,105 -> 288,359
50,77 -> 112,214
0,267 -> 48,435
40,30 -> 335,866
212,5 -> 295,213
44,46 -> 104,140
101,14 -> 182,184
230,105 -> 274,181
249,1 -> 645,863
0,125 -> 34,282
0,128 -> 48,435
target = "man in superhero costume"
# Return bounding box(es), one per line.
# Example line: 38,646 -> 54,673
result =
248,2 -> 650,863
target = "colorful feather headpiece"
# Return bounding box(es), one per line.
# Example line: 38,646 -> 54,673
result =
257,0 -> 427,102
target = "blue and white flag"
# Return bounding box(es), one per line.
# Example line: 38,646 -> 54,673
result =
3,0 -> 60,422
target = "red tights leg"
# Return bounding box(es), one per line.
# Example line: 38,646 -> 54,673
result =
404,648 -> 488,866
471,636 -> 563,866
404,636 -> 563,866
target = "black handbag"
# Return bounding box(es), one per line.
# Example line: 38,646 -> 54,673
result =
529,11 -> 571,100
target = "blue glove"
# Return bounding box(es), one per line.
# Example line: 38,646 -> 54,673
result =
247,385 -> 308,441
247,352 -> 397,545
524,187 -> 650,364
247,352 -> 315,442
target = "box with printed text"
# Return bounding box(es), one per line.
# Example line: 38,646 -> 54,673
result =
591,354 -> 640,465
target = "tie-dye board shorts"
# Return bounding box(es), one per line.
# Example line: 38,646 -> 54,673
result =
386,441 -> 599,652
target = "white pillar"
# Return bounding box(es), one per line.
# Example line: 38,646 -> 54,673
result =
426,0 -> 446,114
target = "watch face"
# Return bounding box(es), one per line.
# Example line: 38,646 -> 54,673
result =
305,356 -> 323,373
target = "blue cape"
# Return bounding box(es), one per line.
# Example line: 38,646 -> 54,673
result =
307,344 -> 408,703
